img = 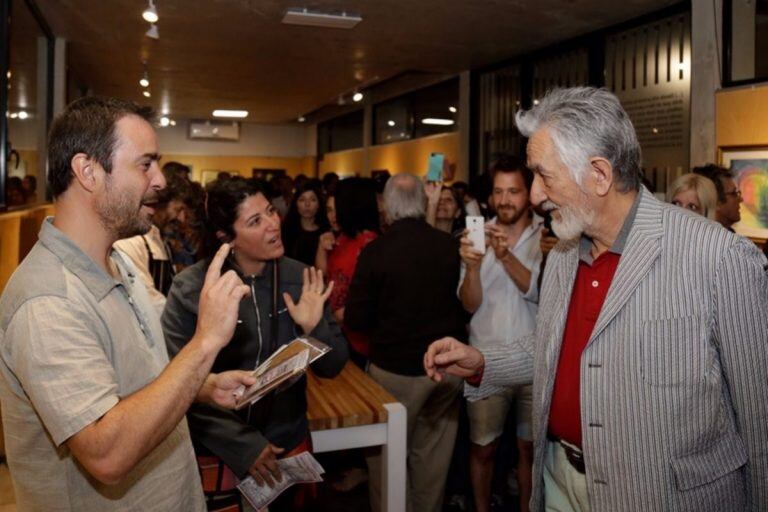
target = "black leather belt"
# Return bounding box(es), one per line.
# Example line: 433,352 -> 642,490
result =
548,435 -> 586,474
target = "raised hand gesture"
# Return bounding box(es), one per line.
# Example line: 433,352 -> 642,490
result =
195,243 -> 250,353
284,267 -> 334,335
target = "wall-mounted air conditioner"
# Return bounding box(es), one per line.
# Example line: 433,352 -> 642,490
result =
188,120 -> 240,141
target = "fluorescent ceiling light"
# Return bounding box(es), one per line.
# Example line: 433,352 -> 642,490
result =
421,118 -> 454,126
213,109 -> 248,118
142,0 -> 159,23
352,92 -> 363,102
282,8 -> 362,29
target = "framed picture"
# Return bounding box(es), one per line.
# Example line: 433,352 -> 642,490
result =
719,146 -> 768,241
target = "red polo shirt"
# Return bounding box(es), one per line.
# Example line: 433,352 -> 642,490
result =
547,250 -> 621,448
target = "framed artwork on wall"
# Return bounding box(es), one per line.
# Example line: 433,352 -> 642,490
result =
719,146 -> 768,241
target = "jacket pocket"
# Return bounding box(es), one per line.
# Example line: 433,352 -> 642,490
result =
641,316 -> 707,386
670,432 -> 748,491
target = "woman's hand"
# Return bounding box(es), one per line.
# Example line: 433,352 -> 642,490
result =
319,231 -> 336,252
249,443 -> 285,487
284,267 -> 334,334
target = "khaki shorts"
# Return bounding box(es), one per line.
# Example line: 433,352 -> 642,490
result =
467,384 -> 532,446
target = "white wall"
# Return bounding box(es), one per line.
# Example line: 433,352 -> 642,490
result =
156,120 -> 310,157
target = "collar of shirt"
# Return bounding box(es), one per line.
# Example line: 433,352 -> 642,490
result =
578,191 -> 641,265
39,217 -> 132,301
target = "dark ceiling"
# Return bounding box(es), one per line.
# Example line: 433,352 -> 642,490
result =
12,0 -> 681,123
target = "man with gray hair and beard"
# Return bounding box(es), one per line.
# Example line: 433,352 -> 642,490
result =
424,87 -> 768,512
346,173 -> 468,512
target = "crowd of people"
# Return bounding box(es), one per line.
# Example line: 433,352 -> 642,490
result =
0,87 -> 766,512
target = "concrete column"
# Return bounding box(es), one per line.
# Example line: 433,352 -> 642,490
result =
53,38 -> 66,117
689,0 -> 722,167
35,37 -> 48,202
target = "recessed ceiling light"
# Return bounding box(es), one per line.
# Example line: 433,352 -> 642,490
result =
143,91 -> 151,98
533,99 -> 540,106
352,92 -> 363,102
17,111 -> 28,120
142,0 -> 159,23
213,109 -> 248,118
449,106 -> 457,113
298,116 -> 306,123
159,116 -> 170,127
169,120 -> 176,126
9,112 -> 17,119
139,77 -> 149,88
421,118 -> 454,126
387,120 -> 395,127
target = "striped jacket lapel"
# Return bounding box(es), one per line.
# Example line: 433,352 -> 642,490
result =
544,242 -> 579,369
587,188 -> 664,347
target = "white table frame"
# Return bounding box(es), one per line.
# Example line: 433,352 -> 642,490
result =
311,402 -> 407,512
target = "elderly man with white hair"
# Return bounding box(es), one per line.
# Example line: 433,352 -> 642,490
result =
424,87 -> 768,512
346,173 -> 468,512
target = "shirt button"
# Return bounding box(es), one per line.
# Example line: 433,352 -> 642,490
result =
591,280 -> 599,288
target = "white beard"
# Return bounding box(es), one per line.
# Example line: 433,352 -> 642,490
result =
543,200 -> 595,242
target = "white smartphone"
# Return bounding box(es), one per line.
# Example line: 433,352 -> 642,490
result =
466,216 -> 485,252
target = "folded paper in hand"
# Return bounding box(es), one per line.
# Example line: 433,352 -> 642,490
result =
237,451 -> 325,511
233,337 -> 331,410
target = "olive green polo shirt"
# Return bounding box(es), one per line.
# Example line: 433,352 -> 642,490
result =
0,218 -> 205,511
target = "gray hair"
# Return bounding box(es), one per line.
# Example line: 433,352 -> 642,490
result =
515,87 -> 642,193
383,173 -> 426,222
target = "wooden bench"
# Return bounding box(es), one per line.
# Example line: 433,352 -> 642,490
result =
307,362 -> 406,512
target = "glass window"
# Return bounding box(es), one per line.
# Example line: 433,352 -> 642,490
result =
317,109 -> 364,156
726,0 -> 768,84
373,79 -> 459,145
6,0 -> 49,207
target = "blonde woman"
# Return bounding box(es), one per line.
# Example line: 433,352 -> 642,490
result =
667,173 -> 718,219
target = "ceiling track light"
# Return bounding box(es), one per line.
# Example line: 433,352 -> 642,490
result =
139,64 -> 149,87
146,23 -> 159,39
142,0 -> 159,23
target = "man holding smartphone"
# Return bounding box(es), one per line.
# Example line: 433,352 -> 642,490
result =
458,155 -> 543,512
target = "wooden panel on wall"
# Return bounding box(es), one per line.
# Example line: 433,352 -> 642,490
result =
318,148 -> 366,177
716,85 -> 768,148
0,204 -> 57,293
0,213 -> 23,294
369,133 -> 461,181
317,132 -> 462,182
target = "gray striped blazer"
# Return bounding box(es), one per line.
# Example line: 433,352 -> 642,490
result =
469,188 -> 768,511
